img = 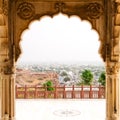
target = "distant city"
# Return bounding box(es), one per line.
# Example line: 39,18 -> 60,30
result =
16,61 -> 105,86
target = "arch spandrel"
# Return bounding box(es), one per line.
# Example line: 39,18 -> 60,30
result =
13,0 -> 106,61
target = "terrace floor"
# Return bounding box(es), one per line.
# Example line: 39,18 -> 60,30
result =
16,99 -> 106,120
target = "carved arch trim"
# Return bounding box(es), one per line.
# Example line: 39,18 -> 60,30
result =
10,0 -> 106,62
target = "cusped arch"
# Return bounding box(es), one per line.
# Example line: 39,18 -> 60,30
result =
14,1 -> 106,62
16,18 -> 105,63
18,13 -> 102,63
3,1 -> 120,120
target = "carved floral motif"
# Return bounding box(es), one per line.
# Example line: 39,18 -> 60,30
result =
17,2 -> 35,20
3,65 -> 13,74
3,60 -> 14,75
112,2 -> 120,15
61,2 -> 104,20
86,3 -> 103,19
106,63 -> 120,75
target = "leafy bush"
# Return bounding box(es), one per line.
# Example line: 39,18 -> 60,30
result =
64,77 -> 70,82
98,72 -> 106,86
81,69 -> 93,85
60,71 -> 68,76
43,80 -> 54,91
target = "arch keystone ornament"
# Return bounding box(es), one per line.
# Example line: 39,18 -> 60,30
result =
0,0 -> 120,120
55,1 -> 66,12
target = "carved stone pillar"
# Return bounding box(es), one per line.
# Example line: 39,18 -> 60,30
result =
0,2 -> 15,120
106,62 -> 120,120
0,11 -> 6,120
0,46 -> 15,118
0,53 -> 15,120
0,75 -> 3,120
1,62 -> 15,120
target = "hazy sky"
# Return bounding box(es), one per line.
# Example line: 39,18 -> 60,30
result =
17,13 -> 103,64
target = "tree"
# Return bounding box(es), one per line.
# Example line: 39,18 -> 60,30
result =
60,71 -> 68,76
43,80 -> 54,91
98,72 -> 106,86
81,69 -> 93,85
64,76 -> 70,82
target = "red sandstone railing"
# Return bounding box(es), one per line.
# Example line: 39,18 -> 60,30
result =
16,85 -> 105,99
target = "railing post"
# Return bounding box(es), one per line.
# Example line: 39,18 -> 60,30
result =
54,85 -> 57,98
63,85 -> 66,98
104,86 -> 105,98
89,85 -> 92,98
98,85 -> 101,98
25,85 -> 27,99
81,85 -> 84,98
72,85 -> 74,98
15,85 -> 17,98
44,85 -> 47,98
35,86 -> 37,99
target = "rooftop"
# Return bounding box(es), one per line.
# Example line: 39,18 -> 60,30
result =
16,99 -> 106,120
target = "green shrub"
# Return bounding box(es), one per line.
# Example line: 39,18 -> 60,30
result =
43,80 -> 54,91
